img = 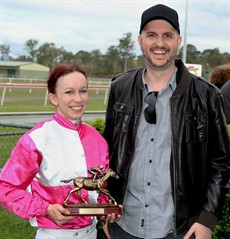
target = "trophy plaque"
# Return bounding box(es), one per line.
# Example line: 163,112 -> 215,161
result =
61,167 -> 121,216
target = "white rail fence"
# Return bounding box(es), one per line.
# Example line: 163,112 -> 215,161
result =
0,82 -> 110,107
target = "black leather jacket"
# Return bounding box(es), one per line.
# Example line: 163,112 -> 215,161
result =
104,60 -> 230,232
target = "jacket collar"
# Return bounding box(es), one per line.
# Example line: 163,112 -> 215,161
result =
53,112 -> 82,131
173,59 -> 192,95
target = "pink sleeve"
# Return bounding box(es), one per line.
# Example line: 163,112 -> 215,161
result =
0,135 -> 49,219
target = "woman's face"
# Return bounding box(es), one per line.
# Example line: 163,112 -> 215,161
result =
48,71 -> 88,121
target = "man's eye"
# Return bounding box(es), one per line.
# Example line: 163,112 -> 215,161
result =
147,33 -> 155,38
165,34 -> 172,38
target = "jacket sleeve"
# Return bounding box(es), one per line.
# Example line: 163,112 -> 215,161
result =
103,83 -> 116,156
0,135 -> 49,219
196,88 -> 230,230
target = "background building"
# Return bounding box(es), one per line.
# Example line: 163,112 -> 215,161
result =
0,61 -> 49,79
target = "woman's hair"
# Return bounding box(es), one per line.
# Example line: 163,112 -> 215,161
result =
209,64 -> 230,89
47,64 -> 87,93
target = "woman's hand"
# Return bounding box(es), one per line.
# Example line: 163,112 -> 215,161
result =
46,204 -> 76,225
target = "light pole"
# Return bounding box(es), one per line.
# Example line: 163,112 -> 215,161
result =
182,0 -> 188,63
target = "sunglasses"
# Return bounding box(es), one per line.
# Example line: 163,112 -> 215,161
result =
144,91 -> 158,124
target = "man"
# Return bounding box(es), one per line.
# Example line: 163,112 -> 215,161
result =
104,4 -> 230,239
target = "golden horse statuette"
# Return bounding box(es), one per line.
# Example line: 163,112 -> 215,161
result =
61,167 -> 121,216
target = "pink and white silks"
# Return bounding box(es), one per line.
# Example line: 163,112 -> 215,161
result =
0,113 -> 109,230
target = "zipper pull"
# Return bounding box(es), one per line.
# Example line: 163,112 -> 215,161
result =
141,219 -> 144,227
172,229 -> 177,237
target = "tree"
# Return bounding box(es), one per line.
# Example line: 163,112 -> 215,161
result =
90,49 -> 104,75
0,44 -> 10,60
117,32 -> 135,72
74,50 -> 91,72
201,48 -> 229,68
5,36 -> 230,78
104,46 -> 120,76
24,39 -> 39,62
178,44 -> 201,64
36,42 -> 58,70
55,47 -> 74,65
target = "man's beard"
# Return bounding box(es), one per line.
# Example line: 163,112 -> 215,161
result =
142,47 -> 177,70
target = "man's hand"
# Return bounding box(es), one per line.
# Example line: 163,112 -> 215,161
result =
99,205 -> 123,239
46,204 -> 76,225
183,222 -> 212,239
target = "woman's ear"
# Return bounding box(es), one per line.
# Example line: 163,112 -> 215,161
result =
48,93 -> 58,106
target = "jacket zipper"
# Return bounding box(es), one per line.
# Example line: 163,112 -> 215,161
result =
171,99 -> 177,238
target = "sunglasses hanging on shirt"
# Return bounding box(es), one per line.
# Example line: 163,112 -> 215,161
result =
144,91 -> 158,124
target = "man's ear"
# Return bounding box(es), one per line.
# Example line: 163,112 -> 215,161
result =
48,93 -> 58,106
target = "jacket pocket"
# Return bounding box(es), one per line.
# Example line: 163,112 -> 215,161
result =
113,102 -> 133,132
186,112 -> 207,143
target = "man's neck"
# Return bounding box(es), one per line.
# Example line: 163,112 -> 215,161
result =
144,65 -> 176,91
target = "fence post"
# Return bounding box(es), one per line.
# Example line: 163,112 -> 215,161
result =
1,86 -> 6,106
44,89 -> 48,106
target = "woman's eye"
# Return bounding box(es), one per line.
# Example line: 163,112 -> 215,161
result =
80,89 -> 88,94
65,90 -> 73,94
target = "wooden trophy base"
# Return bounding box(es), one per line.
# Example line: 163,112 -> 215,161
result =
64,204 -> 121,216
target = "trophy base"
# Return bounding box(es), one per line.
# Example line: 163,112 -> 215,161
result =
64,204 -> 121,216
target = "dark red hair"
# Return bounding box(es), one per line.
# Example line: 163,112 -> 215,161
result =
47,64 -> 87,93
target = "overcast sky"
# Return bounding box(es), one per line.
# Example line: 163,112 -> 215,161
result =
1,0 -> 229,58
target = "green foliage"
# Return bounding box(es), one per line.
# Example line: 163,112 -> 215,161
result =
3,35 -> 230,77
97,221 -> 107,239
86,118 -> 105,135
212,125 -> 230,238
212,185 -> 230,239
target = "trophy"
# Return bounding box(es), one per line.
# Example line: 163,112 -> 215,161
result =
61,166 -> 121,216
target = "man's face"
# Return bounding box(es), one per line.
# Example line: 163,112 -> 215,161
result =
138,19 -> 182,70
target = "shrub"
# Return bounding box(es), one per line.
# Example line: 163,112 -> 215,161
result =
86,118 -> 105,135
212,185 -> 230,238
212,125 -> 230,237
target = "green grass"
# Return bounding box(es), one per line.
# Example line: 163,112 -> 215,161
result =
0,206 -> 36,239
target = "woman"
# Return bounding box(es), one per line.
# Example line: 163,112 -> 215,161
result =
0,64 -> 115,239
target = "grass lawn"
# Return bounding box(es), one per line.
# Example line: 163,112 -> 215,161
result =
0,206 -> 36,239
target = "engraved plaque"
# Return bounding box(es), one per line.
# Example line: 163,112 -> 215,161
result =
61,168 -> 121,216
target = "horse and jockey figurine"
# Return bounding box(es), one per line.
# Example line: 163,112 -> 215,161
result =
61,166 -> 119,208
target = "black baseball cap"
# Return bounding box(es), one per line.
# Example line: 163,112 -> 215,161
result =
139,4 -> 180,34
